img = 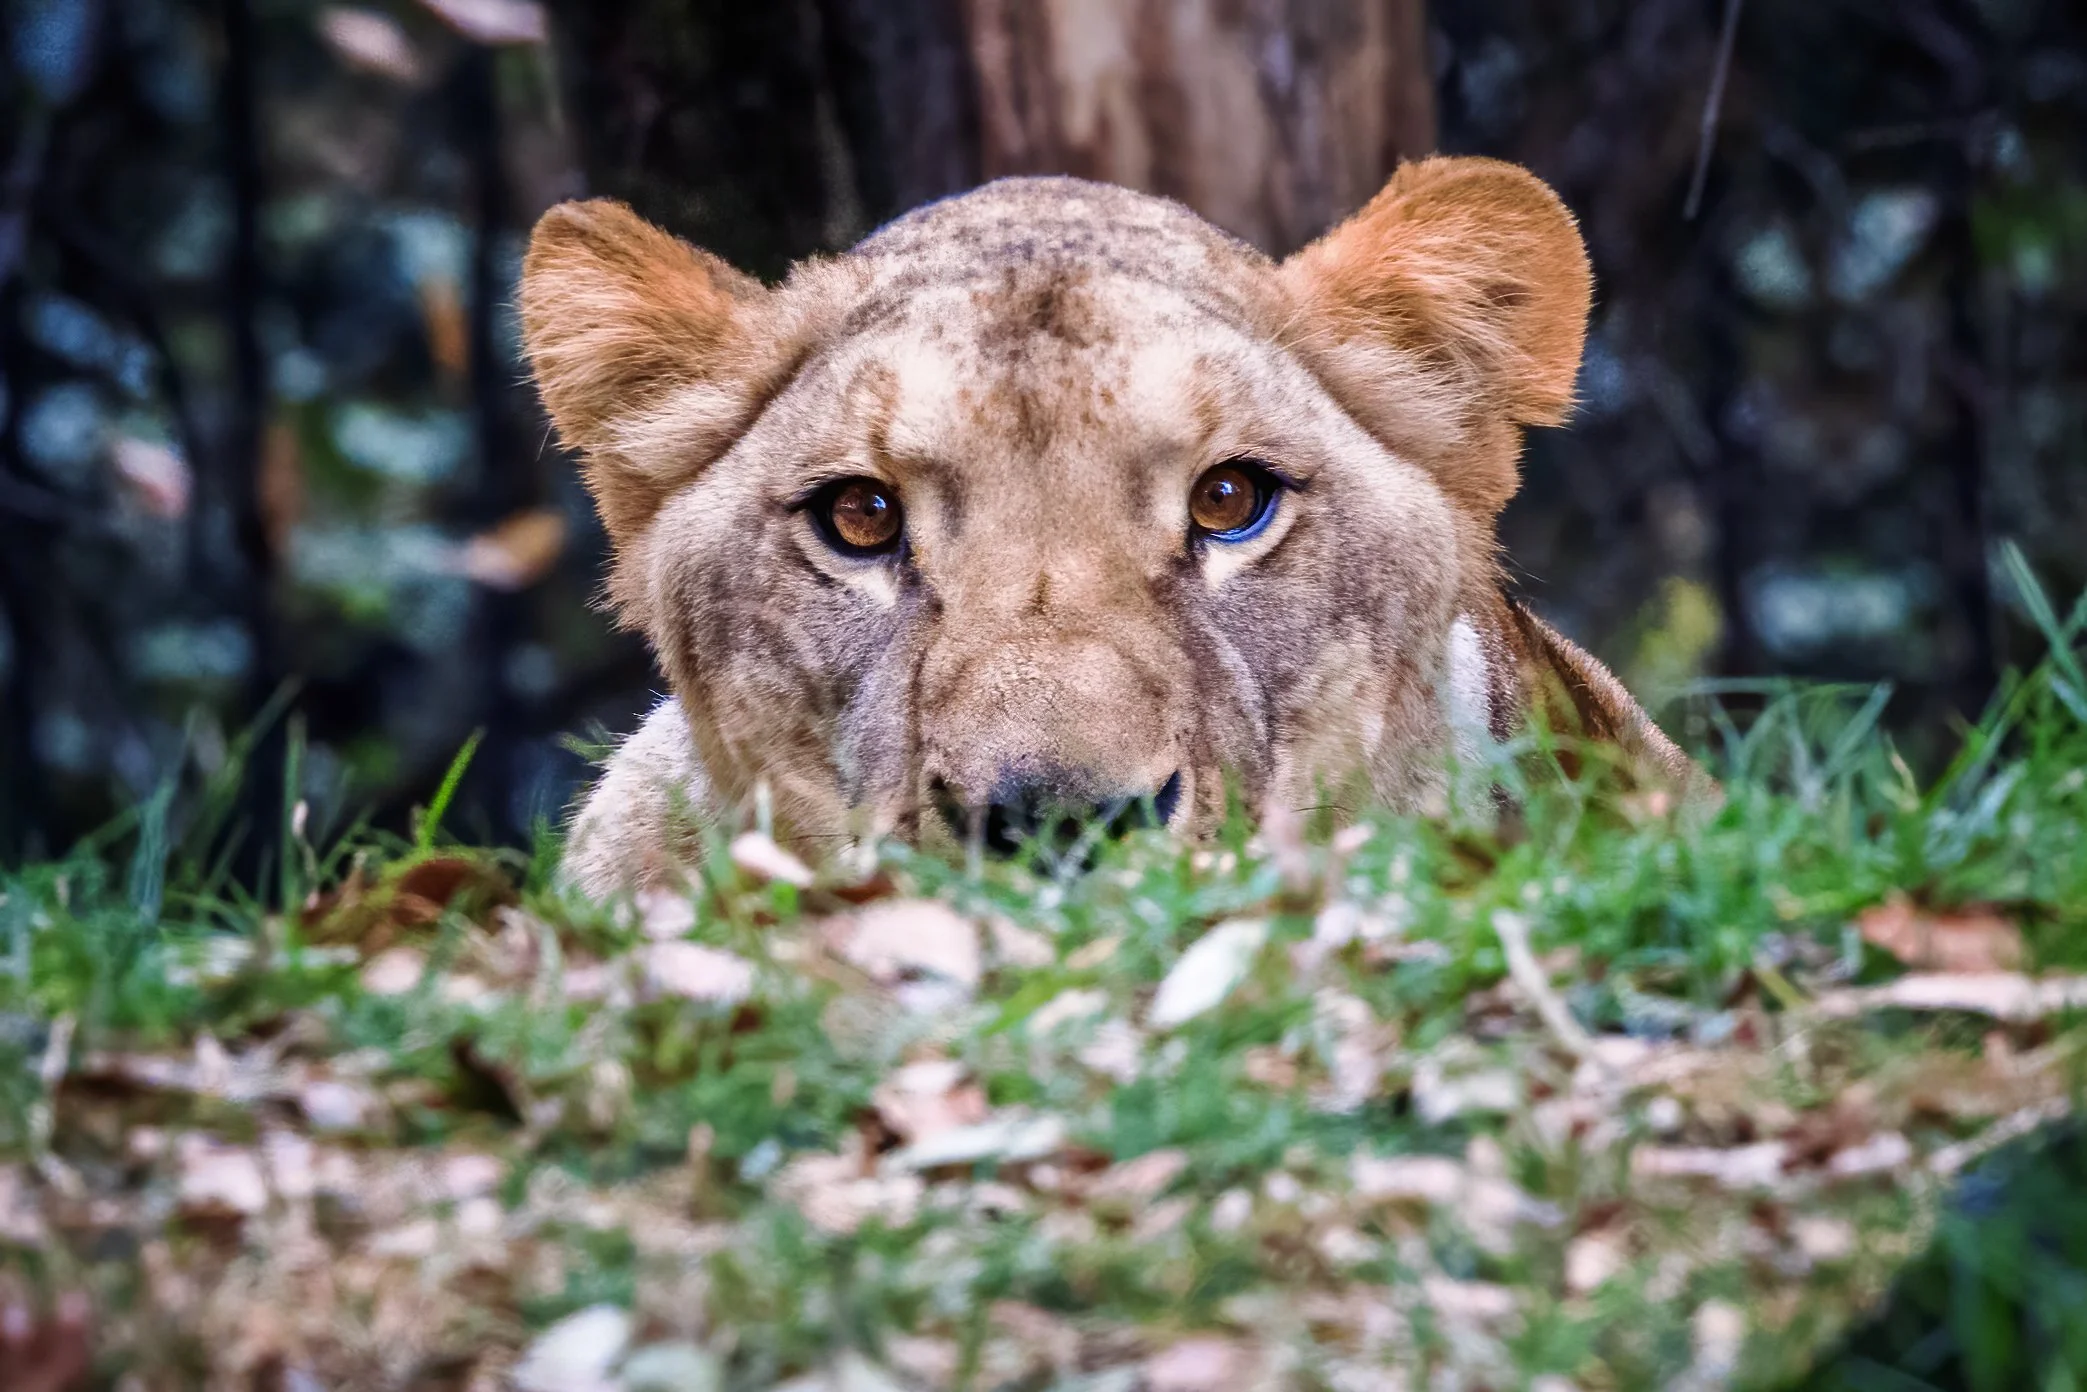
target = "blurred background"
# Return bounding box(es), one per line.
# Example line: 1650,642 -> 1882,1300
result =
0,0 -> 2081,862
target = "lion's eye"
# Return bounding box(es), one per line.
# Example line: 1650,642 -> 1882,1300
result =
1189,459 -> 1281,542
814,477 -> 904,556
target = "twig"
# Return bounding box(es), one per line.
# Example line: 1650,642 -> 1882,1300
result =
1492,910 -> 1595,1061
1684,0 -> 1745,220
1930,1098 -> 2071,1177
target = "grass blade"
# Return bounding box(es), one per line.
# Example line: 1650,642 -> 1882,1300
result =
416,730 -> 484,856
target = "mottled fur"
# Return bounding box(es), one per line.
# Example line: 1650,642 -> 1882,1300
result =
520,159 -> 1697,897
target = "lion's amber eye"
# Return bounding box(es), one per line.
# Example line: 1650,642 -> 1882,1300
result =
1189,459 -> 1280,542
816,478 -> 904,556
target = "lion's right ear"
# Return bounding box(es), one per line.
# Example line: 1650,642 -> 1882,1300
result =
1278,157 -> 1592,518
519,200 -> 793,554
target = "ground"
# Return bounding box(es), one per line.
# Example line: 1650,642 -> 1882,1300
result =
1,563 -> 2084,1391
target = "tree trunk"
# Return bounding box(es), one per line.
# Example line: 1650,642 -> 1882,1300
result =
962,0 -> 1435,254
545,0 -> 1434,263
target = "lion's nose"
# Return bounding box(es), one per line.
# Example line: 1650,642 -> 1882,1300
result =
935,770 -> 1183,859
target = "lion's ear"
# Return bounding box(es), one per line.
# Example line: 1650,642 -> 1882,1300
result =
1279,157 -> 1592,515
520,199 -> 782,551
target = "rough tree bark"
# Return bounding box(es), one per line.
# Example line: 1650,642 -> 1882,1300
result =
544,0 -> 1434,263
963,0 -> 1435,254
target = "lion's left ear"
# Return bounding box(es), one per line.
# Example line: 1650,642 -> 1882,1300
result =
1279,156 -> 1592,515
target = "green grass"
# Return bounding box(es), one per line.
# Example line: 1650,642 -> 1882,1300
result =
1,563 -> 2085,1390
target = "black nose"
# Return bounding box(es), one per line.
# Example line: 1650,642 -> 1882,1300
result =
935,771 -> 1183,859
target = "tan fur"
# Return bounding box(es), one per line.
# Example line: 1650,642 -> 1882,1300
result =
520,159 -> 1696,898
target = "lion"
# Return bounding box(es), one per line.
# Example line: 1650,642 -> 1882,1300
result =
518,157 -> 1698,897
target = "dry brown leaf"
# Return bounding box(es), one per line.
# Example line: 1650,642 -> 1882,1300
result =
0,1289 -> 92,1392
317,7 -> 425,82
453,509 -> 567,590
307,855 -> 510,950
111,437 -> 190,520
1858,895 -> 2022,973
415,0 -> 546,43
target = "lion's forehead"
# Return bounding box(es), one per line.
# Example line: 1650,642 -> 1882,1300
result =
826,277 -> 1298,470
844,177 -> 1277,331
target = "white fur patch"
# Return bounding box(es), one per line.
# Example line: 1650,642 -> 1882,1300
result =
1443,616 -> 1495,771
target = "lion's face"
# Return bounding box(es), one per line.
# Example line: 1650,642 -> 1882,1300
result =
522,164 -> 1597,856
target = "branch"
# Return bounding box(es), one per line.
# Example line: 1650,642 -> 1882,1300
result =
1684,0 -> 1745,221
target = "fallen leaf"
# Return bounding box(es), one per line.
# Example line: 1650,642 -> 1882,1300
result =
1411,1043 -> 1521,1124
634,888 -> 698,941
1146,1337 -> 1251,1391
872,1060 -> 987,1145
1065,935 -> 1120,970
307,854 -> 511,950
1632,1141 -> 1790,1190
510,1305 -> 629,1392
359,947 -> 427,996
1421,1275 -> 1518,1324
638,942 -> 754,1005
1791,1215 -> 1856,1263
415,0 -> 546,43
1075,1019 -> 1143,1083
1685,1299 -> 1747,1389
453,509 -> 567,590
832,901 -> 981,990
772,1148 -> 923,1237
987,916 -> 1055,969
1858,895 -> 2021,973
1825,1130 -> 1911,1178
298,1078 -> 380,1132
1086,1148 -> 1188,1207
729,831 -> 814,888
887,1111 -> 1066,1171
0,1169 -> 47,1247
0,1290 -> 91,1392
1147,919 -> 1268,1028
619,1342 -> 725,1392
1349,1153 -> 1558,1254
176,1136 -> 270,1217
1028,987 -> 1109,1037
1566,1228 -> 1631,1294
1816,972 -> 2087,1022
317,6 -> 424,82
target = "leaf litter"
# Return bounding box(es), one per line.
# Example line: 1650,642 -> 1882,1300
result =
1,756 -> 2084,1390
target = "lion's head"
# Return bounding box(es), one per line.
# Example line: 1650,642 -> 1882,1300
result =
522,158 -> 1686,892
